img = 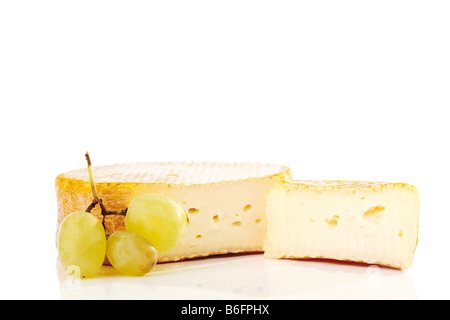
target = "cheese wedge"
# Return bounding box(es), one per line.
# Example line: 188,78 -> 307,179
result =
264,180 -> 420,269
56,162 -> 291,262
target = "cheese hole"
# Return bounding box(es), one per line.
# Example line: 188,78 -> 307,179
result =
255,219 -> 261,224
243,204 -> 252,212
325,215 -> 339,227
188,208 -> 199,214
398,230 -> 404,237
213,215 -> 219,223
232,221 -> 242,227
363,205 -> 385,224
196,235 -> 202,239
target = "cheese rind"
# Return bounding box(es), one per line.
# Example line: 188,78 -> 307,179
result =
264,180 -> 420,269
55,162 -> 291,262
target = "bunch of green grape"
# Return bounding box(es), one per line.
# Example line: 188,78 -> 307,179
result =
57,193 -> 187,278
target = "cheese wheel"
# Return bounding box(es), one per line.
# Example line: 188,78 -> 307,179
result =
56,161 -> 291,262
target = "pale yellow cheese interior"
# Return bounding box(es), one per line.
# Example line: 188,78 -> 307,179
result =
264,180 -> 420,269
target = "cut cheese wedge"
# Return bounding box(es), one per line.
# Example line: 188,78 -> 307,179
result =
56,162 -> 291,262
264,180 -> 420,269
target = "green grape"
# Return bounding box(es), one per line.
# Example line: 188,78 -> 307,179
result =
106,230 -> 158,276
125,193 -> 187,252
57,212 -> 106,278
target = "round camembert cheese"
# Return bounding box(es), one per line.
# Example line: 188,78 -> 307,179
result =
56,161 -> 291,262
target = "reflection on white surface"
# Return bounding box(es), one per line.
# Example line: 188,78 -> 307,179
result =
58,254 -> 417,300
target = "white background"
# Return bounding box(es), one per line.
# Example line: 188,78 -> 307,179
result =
0,1 -> 449,300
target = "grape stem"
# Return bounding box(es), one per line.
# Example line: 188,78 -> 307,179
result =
84,152 -> 127,228
85,152 -> 100,203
